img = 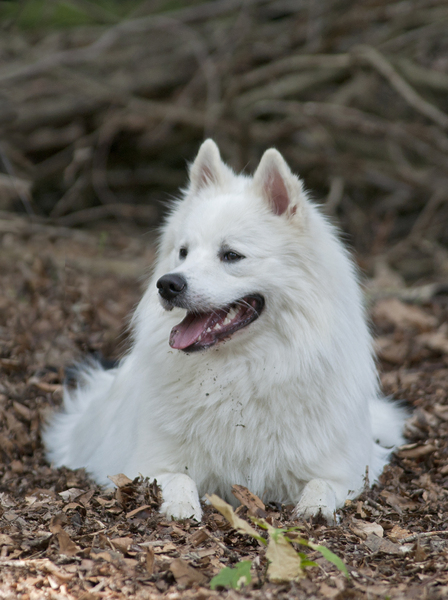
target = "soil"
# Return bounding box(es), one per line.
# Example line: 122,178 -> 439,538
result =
1,222 -> 448,600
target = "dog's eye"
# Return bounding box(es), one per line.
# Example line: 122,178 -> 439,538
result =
222,250 -> 245,262
179,248 -> 188,259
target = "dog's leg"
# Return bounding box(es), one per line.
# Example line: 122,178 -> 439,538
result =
292,479 -> 338,524
157,473 -> 202,521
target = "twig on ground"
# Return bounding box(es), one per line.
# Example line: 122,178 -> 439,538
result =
354,45 -> 448,130
400,531 -> 448,544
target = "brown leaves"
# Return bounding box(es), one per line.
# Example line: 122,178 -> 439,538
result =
373,296 -> 448,370
108,473 -> 134,488
264,530 -> 306,583
145,546 -> 155,575
206,494 -> 262,542
57,530 -> 81,557
107,474 -> 162,517
189,528 -> 209,547
388,525 -> 411,542
110,537 -> 133,554
380,490 -> 419,513
372,298 -> 437,332
1,227 -> 448,598
170,558 -> 207,586
350,518 -> 384,540
0,534 -> 14,546
363,534 -> 405,556
207,491 -> 350,583
208,493 -> 306,583
231,484 -> 267,518
126,504 -> 153,519
419,324 -> 448,355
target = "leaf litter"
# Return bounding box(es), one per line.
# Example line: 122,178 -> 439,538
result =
0,228 -> 448,599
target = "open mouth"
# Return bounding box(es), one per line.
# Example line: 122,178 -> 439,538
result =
169,294 -> 264,352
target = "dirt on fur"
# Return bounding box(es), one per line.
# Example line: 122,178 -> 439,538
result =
1,223 -> 448,600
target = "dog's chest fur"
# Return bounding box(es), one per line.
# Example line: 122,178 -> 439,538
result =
139,346 -> 339,504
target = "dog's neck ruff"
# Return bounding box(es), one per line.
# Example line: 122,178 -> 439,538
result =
169,295 -> 264,352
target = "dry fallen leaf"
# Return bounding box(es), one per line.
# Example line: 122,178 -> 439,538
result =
57,531 -> 80,557
418,325 -> 448,355
231,484 -> 267,518
265,529 -> 305,582
380,490 -> 419,512
319,582 -> 340,598
145,546 -> 155,575
207,494 -> 305,582
62,502 -> 82,513
169,558 -> 207,586
206,494 -> 262,541
108,473 -> 134,488
413,539 -> 427,562
433,404 -> 448,421
350,519 -> 384,539
126,504 -> 152,519
77,490 -> 95,507
372,298 -> 437,331
189,528 -> 209,547
375,337 -> 409,364
58,488 -> 85,502
49,513 -> 67,534
111,536 -> 133,554
91,550 -> 121,563
364,534 -> 403,555
387,525 -> 411,542
0,534 -> 14,546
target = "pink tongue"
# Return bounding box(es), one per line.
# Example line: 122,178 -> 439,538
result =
170,312 -> 214,350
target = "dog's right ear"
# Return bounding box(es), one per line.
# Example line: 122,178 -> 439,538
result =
253,148 -> 305,219
189,139 -> 224,193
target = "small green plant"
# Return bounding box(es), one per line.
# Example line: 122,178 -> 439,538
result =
98,231 -> 108,255
207,494 -> 349,585
210,560 -> 252,590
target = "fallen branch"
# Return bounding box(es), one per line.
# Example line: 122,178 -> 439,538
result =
1,0 -> 448,261
354,45 -> 448,130
53,203 -> 158,227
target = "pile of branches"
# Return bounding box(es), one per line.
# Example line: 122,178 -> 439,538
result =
1,0 -> 448,273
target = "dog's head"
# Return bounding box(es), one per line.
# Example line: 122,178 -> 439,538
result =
155,139 -> 326,352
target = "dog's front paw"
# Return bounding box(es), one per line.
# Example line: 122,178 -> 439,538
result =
161,498 -> 202,521
292,479 -> 338,524
158,473 -> 202,521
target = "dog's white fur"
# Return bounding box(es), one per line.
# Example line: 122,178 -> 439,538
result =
44,140 -> 405,522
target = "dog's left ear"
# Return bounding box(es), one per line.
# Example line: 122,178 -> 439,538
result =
253,149 -> 304,218
189,139 -> 225,193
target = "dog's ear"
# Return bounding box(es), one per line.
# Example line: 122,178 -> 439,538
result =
253,149 -> 304,217
189,139 -> 224,193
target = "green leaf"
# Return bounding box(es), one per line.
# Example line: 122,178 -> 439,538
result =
297,551 -> 318,567
309,543 -> 350,579
210,561 -> 252,590
208,493 -> 348,584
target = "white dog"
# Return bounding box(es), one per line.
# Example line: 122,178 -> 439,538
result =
44,140 -> 405,522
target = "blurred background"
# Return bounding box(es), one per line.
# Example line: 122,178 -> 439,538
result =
1,0 -> 448,283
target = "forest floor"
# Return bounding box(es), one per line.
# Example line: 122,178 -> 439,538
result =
1,218 -> 448,600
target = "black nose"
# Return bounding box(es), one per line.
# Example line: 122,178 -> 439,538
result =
156,274 -> 187,300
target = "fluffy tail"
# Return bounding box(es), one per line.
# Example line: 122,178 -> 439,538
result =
370,396 -> 408,448
43,361 -> 117,469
